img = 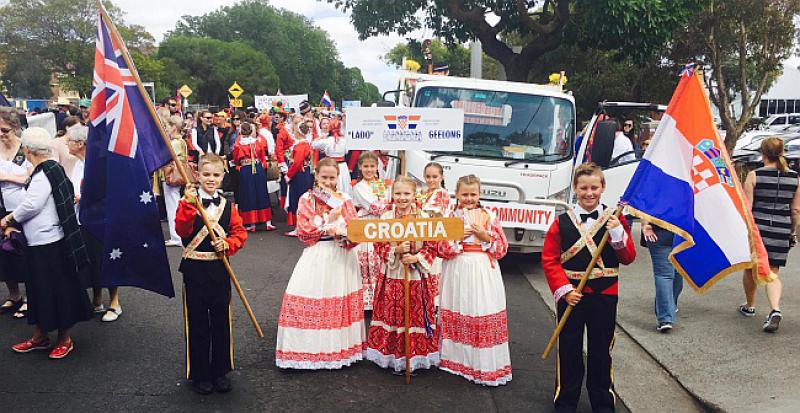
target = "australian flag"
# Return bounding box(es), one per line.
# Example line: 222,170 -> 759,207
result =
80,10 -> 175,297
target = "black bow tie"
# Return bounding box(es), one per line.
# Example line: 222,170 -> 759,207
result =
202,197 -> 221,207
580,210 -> 599,223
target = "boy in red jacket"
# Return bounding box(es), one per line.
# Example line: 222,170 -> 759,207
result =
542,162 -> 636,413
176,154 -> 248,395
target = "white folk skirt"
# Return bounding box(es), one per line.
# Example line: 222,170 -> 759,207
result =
276,240 -> 366,369
438,252 -> 512,386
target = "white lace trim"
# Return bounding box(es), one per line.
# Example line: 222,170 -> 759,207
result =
365,348 -> 440,372
275,352 -> 363,370
439,366 -> 512,387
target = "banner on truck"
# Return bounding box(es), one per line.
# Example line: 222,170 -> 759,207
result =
254,94 -> 308,112
345,107 -> 464,151
481,201 -> 555,231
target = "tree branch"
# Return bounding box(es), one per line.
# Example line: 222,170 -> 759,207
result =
446,0 -> 514,65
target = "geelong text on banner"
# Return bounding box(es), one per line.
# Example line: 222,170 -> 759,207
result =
345,107 -> 464,151
481,201 -> 555,231
348,217 -> 465,243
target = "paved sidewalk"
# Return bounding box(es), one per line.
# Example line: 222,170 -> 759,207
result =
523,223 -> 799,413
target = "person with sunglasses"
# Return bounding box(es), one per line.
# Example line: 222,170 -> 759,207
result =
0,108 -> 32,318
190,110 -> 224,161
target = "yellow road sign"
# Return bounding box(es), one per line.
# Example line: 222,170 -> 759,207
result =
347,217 -> 464,243
228,82 -> 244,98
178,85 -> 193,98
230,98 -> 243,108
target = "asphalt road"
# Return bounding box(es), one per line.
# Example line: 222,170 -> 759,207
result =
0,219 -> 629,413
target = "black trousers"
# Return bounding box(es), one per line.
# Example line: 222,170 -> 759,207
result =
183,279 -> 233,382
554,294 -> 617,413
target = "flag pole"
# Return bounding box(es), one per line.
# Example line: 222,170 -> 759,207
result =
541,207 -> 622,359
97,5 -> 264,338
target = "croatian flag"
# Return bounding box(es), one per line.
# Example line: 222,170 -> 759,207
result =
80,8 -> 175,297
321,90 -> 334,109
620,67 -> 774,292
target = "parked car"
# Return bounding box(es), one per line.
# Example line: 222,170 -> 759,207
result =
732,133 -> 800,174
734,129 -> 783,150
761,113 -> 800,130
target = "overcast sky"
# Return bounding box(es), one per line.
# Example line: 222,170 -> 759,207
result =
114,0 -> 418,96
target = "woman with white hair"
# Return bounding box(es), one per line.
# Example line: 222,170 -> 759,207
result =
0,107 -> 31,318
66,125 -> 123,322
1,127 -> 92,360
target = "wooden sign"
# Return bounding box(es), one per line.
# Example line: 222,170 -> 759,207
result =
347,217 -> 464,243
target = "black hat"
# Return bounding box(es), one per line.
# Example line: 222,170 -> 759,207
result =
299,100 -> 311,115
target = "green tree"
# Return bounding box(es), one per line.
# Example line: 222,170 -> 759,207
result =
0,0 -> 154,97
1,52 -> 53,98
383,39 -> 501,79
170,0 -> 380,105
157,36 -> 279,106
327,0 -> 702,82
670,0 -> 800,149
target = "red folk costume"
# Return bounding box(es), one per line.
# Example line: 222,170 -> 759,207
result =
285,139 -> 314,227
175,191 -> 247,383
232,135 -> 272,226
275,123 -> 294,212
276,189 -> 366,369
434,206 -> 512,386
351,177 -> 393,310
541,205 -> 635,413
418,187 -> 453,305
366,206 -> 440,372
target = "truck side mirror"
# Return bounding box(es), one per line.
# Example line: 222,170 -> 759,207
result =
376,100 -> 396,107
590,120 -> 617,168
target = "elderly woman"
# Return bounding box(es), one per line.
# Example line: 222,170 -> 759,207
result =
66,125 -> 123,322
0,107 -> 31,317
2,127 -> 92,359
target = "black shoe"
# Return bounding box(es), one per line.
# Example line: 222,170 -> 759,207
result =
191,380 -> 213,395
657,322 -> 673,333
763,310 -> 782,333
213,375 -> 232,393
738,304 -> 756,317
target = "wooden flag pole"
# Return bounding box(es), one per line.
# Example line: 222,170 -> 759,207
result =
403,263 -> 412,384
99,6 -> 264,338
541,207 -> 622,359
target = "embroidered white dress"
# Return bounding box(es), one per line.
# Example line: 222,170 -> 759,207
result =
311,134 -> 351,195
435,207 -> 512,386
275,191 -> 366,369
350,178 -> 392,310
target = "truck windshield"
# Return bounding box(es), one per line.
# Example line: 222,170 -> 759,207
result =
415,86 -> 575,162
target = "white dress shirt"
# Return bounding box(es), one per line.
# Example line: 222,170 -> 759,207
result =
611,132 -> 636,164
13,171 -> 64,246
572,204 -> 624,243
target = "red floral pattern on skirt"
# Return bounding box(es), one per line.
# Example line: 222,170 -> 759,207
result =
368,275 -> 438,359
276,343 -> 365,362
357,249 -> 383,309
439,309 -> 509,348
439,359 -> 512,383
278,290 -> 364,330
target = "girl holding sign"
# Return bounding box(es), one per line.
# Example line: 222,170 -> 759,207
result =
435,174 -> 512,386
367,176 -> 440,374
351,152 -> 393,310
276,158 -> 365,369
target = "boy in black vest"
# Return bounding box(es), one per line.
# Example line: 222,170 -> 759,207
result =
542,162 -> 636,413
175,154 -> 247,395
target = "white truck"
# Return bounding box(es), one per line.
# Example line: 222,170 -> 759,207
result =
385,72 -> 665,253
387,72 -> 576,253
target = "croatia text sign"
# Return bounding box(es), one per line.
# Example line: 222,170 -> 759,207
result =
481,201 -> 555,231
345,107 -> 464,151
348,217 -> 464,243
